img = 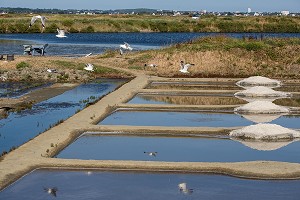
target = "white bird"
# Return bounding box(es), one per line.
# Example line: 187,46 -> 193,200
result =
44,187 -> 58,197
120,42 -> 133,52
47,68 -> 57,73
144,151 -> 157,157
84,63 -> 94,72
85,53 -> 92,57
56,28 -> 67,38
144,64 -> 158,68
29,15 -> 46,29
178,183 -> 193,194
179,61 -> 194,73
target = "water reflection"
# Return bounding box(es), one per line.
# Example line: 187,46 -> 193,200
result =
238,113 -> 284,123
0,82 -> 49,98
128,94 -> 246,105
146,81 -> 239,90
2,169 -> 300,200
0,79 -> 126,154
231,138 -> 298,151
99,110 -> 300,128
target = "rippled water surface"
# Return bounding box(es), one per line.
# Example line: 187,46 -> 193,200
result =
1,169 -> 300,200
0,79 -> 126,154
1,32 -> 299,55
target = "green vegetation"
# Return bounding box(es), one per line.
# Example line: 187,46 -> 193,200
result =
1,14 -> 300,33
16,61 -> 30,69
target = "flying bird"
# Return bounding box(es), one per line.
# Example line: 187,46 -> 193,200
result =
44,187 -> 58,197
85,53 -> 92,57
84,63 -> 94,72
119,42 -> 133,55
56,28 -> 67,38
178,183 -> 193,194
144,151 -> 157,157
179,61 -> 194,73
29,15 -> 46,29
120,42 -> 133,51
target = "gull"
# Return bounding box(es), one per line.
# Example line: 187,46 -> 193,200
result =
144,64 -> 158,68
84,63 -> 94,72
47,68 -> 57,73
56,28 -> 67,38
119,42 -> 133,55
178,183 -> 193,194
29,15 -> 46,29
144,151 -> 157,157
120,42 -> 133,51
179,61 -> 194,73
85,53 -> 92,57
44,187 -> 58,197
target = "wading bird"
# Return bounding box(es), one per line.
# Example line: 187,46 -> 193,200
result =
179,61 -> 194,73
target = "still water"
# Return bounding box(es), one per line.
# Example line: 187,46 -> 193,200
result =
0,79 -> 126,154
0,82 -> 50,98
1,169 -> 299,200
98,110 -> 300,128
57,134 -> 300,163
1,32 -> 299,55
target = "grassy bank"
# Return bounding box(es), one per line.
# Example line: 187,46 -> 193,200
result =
0,14 -> 299,33
100,36 -> 300,79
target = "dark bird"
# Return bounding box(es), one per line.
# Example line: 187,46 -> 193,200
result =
44,187 -> 58,197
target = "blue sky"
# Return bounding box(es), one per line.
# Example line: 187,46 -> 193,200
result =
1,0 -> 299,12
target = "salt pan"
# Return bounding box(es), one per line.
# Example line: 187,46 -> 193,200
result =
230,123 -> 300,140
236,76 -> 281,88
234,86 -> 291,97
234,100 -> 289,114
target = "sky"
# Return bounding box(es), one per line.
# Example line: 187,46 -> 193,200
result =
0,0 -> 299,12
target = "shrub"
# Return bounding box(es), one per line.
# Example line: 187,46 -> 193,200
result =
16,62 -> 30,70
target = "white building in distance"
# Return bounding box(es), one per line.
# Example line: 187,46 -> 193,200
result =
248,8 -> 251,13
281,11 -> 290,15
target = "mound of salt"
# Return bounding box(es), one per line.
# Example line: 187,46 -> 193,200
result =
236,76 -> 281,88
234,100 -> 289,114
231,138 -> 296,151
230,123 -> 300,140
234,86 -> 291,97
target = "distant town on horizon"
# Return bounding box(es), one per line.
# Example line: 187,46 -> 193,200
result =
0,7 -> 299,16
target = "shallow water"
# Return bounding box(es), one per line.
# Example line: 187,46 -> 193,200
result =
146,81 -> 239,90
1,169 -> 300,200
0,79 -> 126,154
98,110 -> 300,128
0,82 -> 50,98
127,94 -> 247,105
57,134 -> 300,163
1,32 -> 299,55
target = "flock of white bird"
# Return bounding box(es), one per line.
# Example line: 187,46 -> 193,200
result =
28,15 -> 195,74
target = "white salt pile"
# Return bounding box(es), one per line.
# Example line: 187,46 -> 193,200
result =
234,100 -> 289,114
236,76 -> 281,88
234,86 -> 291,97
231,138 -> 296,151
239,113 -> 283,123
230,123 -> 300,140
